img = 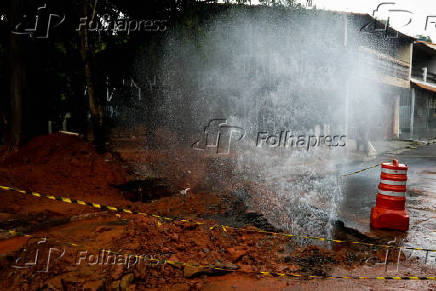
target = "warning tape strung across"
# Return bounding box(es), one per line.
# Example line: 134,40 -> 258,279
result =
1,185 -> 435,253
0,229 -> 32,239
1,228 -> 434,281
0,228 -> 81,247
340,164 -> 380,177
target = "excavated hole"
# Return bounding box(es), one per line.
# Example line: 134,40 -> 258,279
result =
114,178 -> 175,203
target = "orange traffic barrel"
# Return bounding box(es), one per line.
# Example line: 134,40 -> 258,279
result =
370,159 -> 409,231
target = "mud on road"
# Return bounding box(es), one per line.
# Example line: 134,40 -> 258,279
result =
0,134 -> 434,290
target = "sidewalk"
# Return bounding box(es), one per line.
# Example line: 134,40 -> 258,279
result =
344,138 -> 436,163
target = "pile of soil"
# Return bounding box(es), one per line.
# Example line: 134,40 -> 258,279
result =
0,213 -> 336,290
0,133 -> 131,216
1,213 -> 427,290
1,133 -> 127,184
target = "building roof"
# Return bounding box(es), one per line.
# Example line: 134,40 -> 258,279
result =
415,40 -> 436,52
411,78 -> 436,93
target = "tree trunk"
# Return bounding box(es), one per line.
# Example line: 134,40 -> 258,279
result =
79,0 -> 106,153
7,0 -> 27,148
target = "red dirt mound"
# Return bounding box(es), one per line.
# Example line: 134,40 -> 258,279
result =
0,133 -> 131,215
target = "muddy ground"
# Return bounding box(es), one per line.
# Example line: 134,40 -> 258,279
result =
0,133 -> 434,290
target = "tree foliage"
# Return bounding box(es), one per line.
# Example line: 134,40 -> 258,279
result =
0,0 -> 303,147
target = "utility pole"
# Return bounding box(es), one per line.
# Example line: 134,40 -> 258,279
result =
410,87 -> 415,139
344,14 -> 349,140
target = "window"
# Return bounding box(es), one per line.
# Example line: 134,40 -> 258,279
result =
430,95 -> 436,109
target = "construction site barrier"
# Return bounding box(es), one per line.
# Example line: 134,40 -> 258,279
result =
340,163 -> 380,177
1,228 -> 434,281
0,185 -> 434,253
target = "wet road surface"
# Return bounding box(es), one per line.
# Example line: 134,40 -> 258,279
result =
337,143 -> 436,263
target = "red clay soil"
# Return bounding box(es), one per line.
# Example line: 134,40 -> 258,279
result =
0,134 -> 434,290
1,213 -> 433,290
0,133 -> 131,215
0,133 -> 230,219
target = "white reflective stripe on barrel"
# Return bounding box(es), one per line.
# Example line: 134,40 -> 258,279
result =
382,163 -> 407,167
380,179 -> 407,186
381,168 -> 407,175
378,190 -> 406,197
